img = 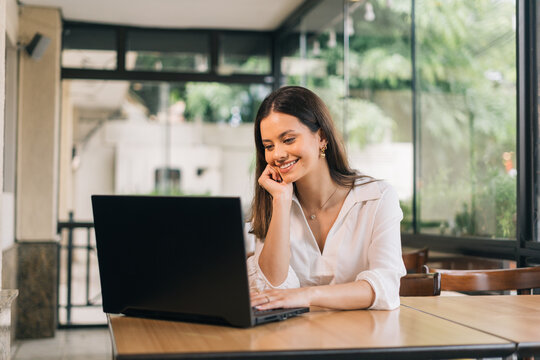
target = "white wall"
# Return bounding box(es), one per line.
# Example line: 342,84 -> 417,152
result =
5,0 -> 18,46
73,120 -> 255,221
349,142 -> 413,201
72,114 -> 415,223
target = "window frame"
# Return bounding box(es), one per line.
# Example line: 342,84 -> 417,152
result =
276,0 -> 540,265
61,21 -> 276,86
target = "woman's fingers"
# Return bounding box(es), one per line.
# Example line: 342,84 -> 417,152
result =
258,165 -> 284,189
257,164 -> 293,201
267,165 -> 282,182
251,288 -> 310,310
251,291 -> 279,308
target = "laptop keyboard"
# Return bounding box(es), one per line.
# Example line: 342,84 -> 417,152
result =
252,307 -> 285,316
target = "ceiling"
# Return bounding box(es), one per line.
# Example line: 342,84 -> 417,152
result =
20,0 -> 305,30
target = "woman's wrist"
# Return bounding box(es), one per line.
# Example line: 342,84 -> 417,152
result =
272,193 -> 292,207
305,286 -> 318,306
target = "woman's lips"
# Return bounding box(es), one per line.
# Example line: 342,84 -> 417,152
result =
278,159 -> 298,174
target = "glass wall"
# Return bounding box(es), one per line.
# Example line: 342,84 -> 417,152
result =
65,79 -> 270,221
218,33 -> 272,75
283,0 -> 516,240
126,30 -> 210,72
60,79 -> 270,325
416,0 -> 516,239
62,26 -> 117,70
346,1 -> 413,231
60,23 -> 275,325
281,0 -> 414,230
281,0 -> 346,130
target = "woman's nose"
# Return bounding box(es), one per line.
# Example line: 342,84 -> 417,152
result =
273,145 -> 287,161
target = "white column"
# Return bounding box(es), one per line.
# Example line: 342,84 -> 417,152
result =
16,6 -> 61,242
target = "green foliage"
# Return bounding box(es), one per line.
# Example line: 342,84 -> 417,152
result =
344,98 -> 395,149
129,82 -> 268,123
133,53 -> 203,73
453,203 -> 476,236
184,83 -> 237,122
183,83 -> 267,123
400,200 -> 413,232
476,169 -> 517,238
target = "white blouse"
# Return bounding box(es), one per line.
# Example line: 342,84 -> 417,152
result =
246,180 -> 406,310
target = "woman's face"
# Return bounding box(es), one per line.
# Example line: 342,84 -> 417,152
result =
260,111 -> 325,183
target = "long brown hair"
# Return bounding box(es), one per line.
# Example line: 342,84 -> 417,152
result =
249,86 -> 373,239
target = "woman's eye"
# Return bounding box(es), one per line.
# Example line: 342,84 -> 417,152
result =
284,138 -> 295,144
264,145 -> 274,151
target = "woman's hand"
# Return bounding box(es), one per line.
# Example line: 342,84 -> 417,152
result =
258,164 -> 293,201
250,287 -> 312,310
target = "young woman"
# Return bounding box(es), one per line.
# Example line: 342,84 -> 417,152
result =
247,86 -> 406,311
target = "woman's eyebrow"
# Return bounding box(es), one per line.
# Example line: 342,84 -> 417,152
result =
279,130 -> 295,138
262,130 -> 295,143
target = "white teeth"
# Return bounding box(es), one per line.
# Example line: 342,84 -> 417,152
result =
279,160 -> 297,169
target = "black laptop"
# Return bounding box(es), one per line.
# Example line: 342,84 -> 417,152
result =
91,195 -> 309,327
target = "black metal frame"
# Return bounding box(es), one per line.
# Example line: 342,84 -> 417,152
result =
516,0 -> 538,266
62,21 -> 275,85
57,212 -> 104,328
411,0 -> 419,234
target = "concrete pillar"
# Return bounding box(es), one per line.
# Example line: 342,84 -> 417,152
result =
1,0 -> 21,352
16,5 -> 61,339
0,0 -> 8,289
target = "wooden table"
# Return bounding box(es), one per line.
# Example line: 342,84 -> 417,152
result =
108,305 -> 513,359
401,294 -> 540,357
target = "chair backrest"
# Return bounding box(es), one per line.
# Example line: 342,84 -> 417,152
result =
399,273 -> 441,296
425,265 -> 540,294
402,247 -> 429,273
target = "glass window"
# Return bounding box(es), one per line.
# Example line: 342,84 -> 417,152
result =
346,0 -> 413,232
61,79 -> 270,325
64,79 -> 269,211
282,0 -> 413,231
126,30 -> 210,73
282,0 -> 345,131
218,33 -> 272,75
416,0 -> 517,239
62,26 -> 117,70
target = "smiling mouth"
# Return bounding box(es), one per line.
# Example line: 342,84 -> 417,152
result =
278,159 -> 298,169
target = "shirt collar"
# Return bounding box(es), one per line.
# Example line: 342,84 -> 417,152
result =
351,180 -> 382,203
291,179 -> 381,208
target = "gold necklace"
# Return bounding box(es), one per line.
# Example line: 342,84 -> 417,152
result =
304,187 -> 339,221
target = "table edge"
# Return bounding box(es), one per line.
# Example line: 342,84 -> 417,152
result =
113,343 -> 516,360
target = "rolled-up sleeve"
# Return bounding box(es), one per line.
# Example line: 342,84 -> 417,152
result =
246,239 -> 300,292
355,185 -> 406,310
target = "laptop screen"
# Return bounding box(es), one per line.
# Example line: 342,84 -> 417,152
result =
92,195 -> 253,327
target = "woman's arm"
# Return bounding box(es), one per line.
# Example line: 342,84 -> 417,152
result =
251,280 -> 375,310
255,164 -> 294,286
257,195 -> 292,286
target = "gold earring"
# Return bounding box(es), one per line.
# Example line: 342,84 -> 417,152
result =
320,144 -> 327,158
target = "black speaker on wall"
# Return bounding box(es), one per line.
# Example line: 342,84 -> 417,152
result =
25,33 -> 51,60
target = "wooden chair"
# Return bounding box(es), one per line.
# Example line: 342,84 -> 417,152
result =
425,265 -> 540,295
402,247 -> 429,273
399,272 -> 441,296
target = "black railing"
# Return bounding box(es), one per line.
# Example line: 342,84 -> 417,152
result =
57,212 -> 105,328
